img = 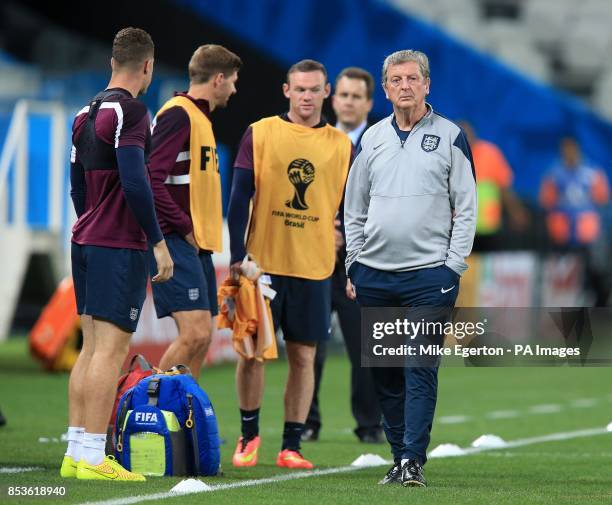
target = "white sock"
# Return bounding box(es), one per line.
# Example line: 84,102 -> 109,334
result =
65,426 -> 85,462
401,458 -> 409,467
82,432 -> 107,466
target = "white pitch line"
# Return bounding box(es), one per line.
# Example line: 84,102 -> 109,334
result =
527,428 -> 609,445
468,427 -> 609,455
76,426 -> 611,505
438,415 -> 471,424
528,404 -> 563,414
76,465 -> 364,505
486,410 -> 519,419
447,395 -> 604,423
0,466 -> 42,474
570,398 -> 598,408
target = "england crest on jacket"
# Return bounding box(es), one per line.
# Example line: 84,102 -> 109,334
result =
421,134 -> 440,152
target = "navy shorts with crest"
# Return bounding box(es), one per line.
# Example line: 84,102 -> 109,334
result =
71,243 -> 147,332
148,233 -> 218,319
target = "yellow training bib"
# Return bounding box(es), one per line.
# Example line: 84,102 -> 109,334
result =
156,96 -> 222,252
247,116 -> 351,279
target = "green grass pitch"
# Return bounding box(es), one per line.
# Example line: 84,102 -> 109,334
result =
1,337 -> 611,505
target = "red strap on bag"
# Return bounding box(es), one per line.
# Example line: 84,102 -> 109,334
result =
107,355 -> 160,451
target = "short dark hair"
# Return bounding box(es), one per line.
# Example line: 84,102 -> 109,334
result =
335,67 -> 375,100
112,27 -> 154,67
286,59 -> 328,84
188,44 -> 242,84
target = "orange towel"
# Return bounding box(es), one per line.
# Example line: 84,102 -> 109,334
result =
217,275 -> 277,361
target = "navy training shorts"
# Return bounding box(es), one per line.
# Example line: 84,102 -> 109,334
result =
269,274 -> 332,343
71,243 -> 147,332
148,233 -> 218,318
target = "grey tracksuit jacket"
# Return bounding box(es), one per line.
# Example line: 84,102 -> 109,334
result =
344,106 -> 477,277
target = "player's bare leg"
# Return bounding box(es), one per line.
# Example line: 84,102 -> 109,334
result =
78,319 -> 145,484
61,315 -> 95,477
187,315 -> 216,379
75,318 -> 145,480
84,319 -> 131,435
233,356 -> 265,467
160,310 -> 212,376
276,341 -> 317,469
68,315 -> 95,428
236,356 -> 265,410
284,341 -> 316,422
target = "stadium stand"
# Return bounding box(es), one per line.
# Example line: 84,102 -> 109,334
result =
0,50 -> 41,104
392,0 -> 612,111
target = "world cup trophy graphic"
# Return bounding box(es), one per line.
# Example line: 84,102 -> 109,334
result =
285,158 -> 315,210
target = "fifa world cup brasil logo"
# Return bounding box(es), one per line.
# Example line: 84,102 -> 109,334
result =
285,158 -> 315,210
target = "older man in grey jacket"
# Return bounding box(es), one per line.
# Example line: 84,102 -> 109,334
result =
344,49 -> 476,488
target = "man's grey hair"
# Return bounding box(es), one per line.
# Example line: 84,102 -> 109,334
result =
381,50 -> 430,84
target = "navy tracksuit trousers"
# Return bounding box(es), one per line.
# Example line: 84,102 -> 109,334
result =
349,261 -> 460,465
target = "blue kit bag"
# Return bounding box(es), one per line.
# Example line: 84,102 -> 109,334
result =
114,367 -> 220,476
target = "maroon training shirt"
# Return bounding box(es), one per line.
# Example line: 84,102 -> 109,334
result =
71,88 -> 152,250
148,92 -> 212,236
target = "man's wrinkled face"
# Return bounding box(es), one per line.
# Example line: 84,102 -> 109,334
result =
383,61 -> 429,111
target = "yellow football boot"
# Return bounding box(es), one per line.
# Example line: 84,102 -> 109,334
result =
59,455 -> 78,478
76,455 -> 146,482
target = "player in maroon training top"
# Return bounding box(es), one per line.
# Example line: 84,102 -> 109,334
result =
148,45 -> 241,379
61,28 -> 173,482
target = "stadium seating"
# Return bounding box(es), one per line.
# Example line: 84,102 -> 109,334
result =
391,0 -> 612,117
0,50 -> 41,103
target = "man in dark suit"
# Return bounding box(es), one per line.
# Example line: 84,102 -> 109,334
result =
303,67 -> 384,444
